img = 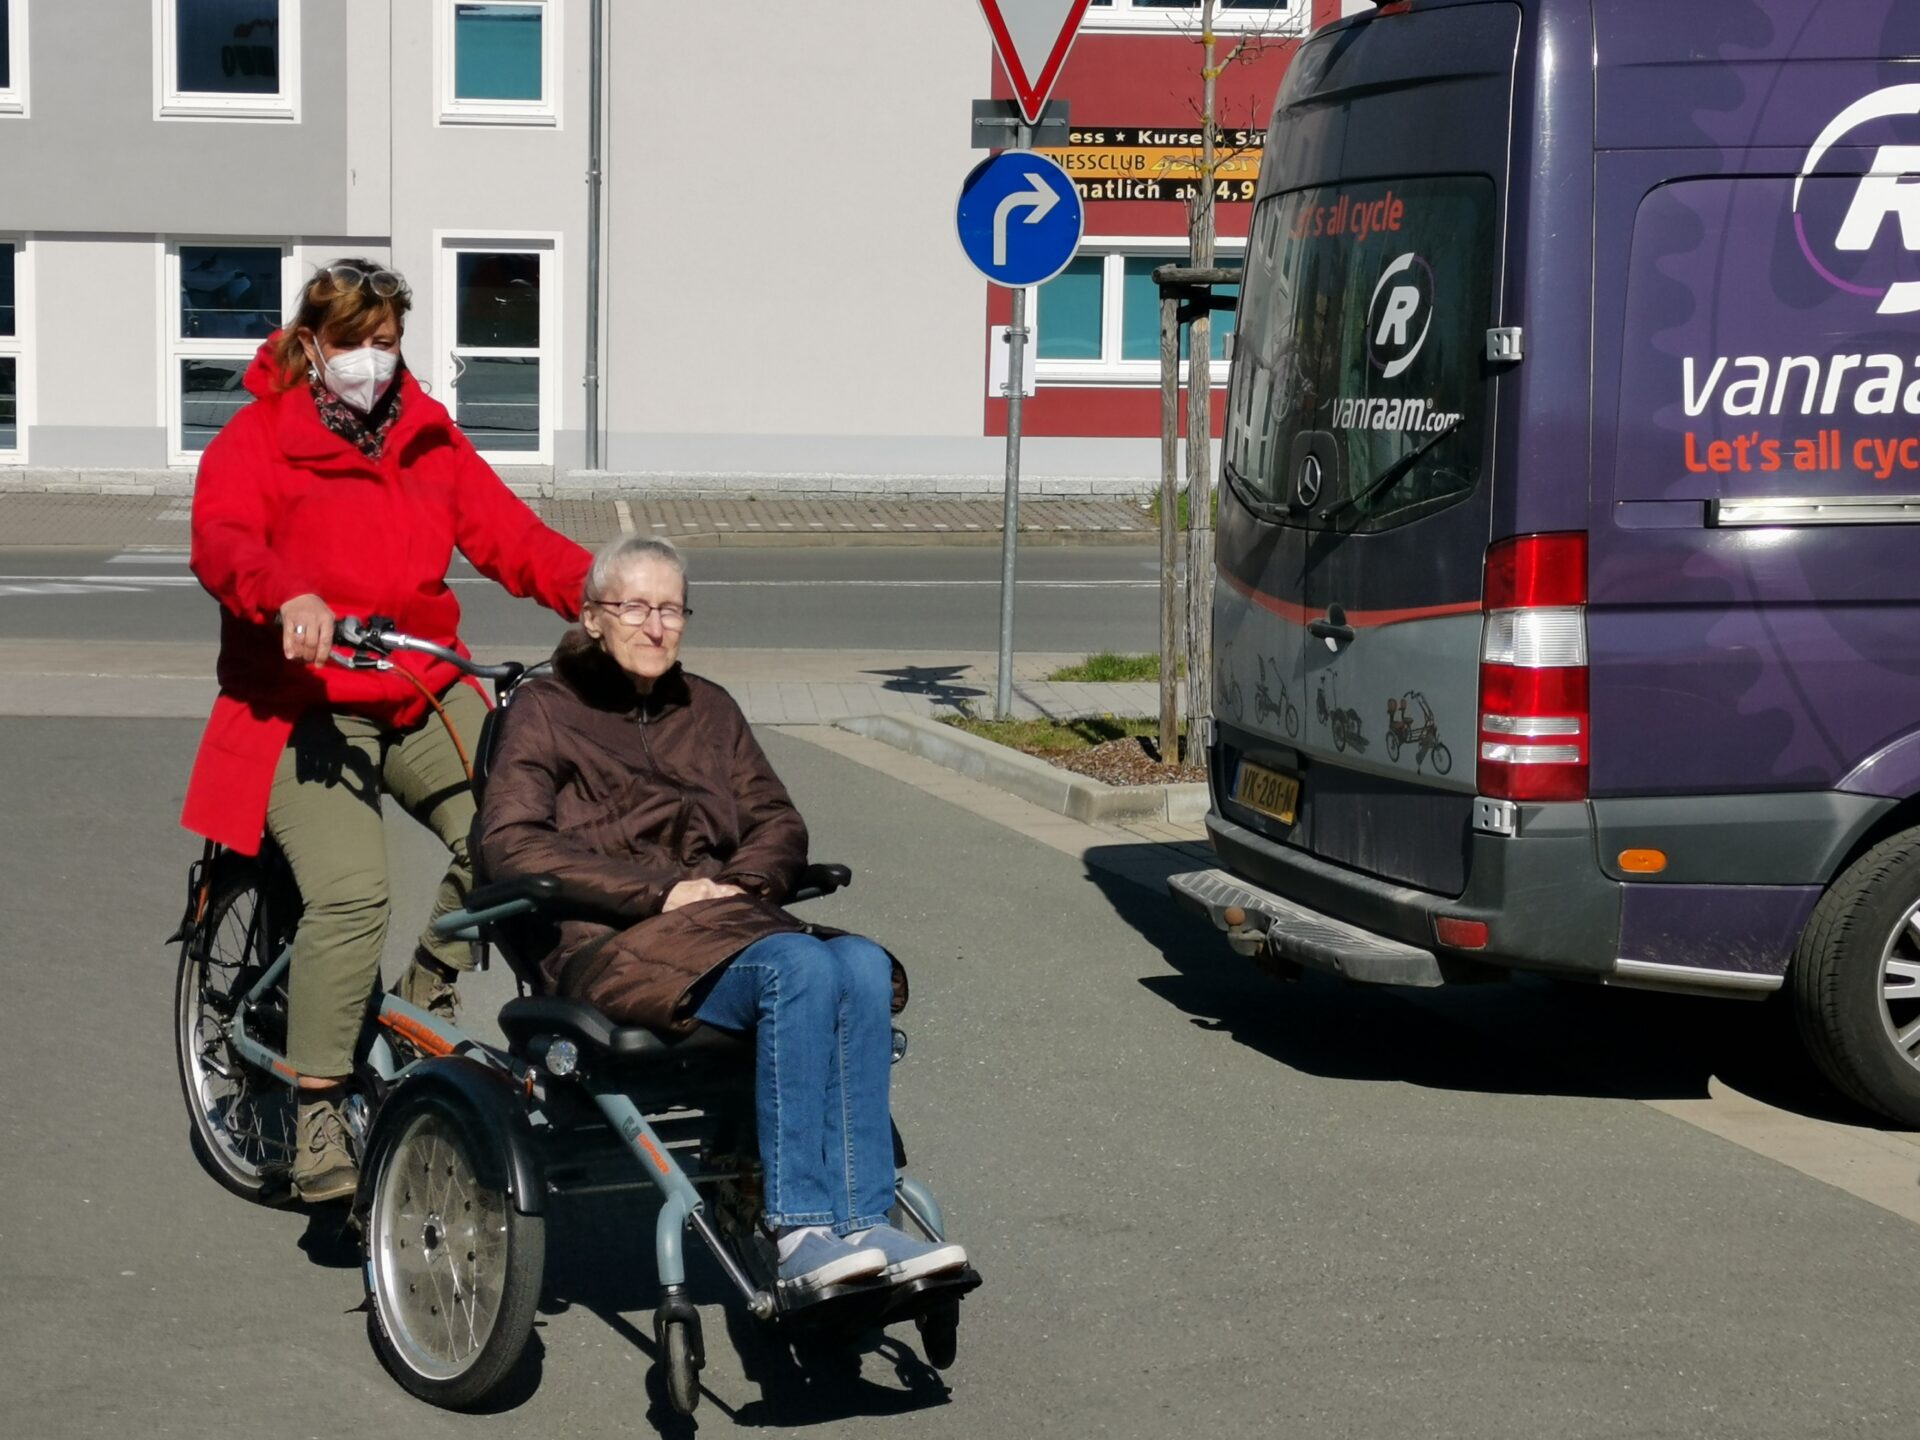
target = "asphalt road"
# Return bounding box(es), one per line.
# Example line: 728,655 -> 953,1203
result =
0,545 -> 1172,656
8,717 -> 1920,1438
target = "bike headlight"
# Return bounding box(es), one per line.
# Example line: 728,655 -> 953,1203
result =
542,1037 -> 580,1078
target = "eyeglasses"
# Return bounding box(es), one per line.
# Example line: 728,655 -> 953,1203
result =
320,263 -> 409,299
591,599 -> 692,629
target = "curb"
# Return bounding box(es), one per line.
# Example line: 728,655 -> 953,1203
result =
649,528 -> 1154,550
837,714 -> 1210,827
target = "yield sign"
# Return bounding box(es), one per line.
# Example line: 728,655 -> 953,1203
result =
976,0 -> 1094,125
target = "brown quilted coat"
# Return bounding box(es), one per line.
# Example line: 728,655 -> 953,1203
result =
476,630 -> 903,1033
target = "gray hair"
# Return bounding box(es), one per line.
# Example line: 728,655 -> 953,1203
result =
583,534 -> 688,606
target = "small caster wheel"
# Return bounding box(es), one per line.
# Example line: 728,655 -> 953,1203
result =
659,1316 -> 702,1415
917,1300 -> 959,1371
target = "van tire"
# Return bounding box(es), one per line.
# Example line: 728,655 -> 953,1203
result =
1790,830 -> 1920,1125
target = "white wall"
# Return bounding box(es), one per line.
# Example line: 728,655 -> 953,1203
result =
603,0 -> 987,448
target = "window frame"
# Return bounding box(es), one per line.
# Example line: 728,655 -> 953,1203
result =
0,236 -> 31,464
0,1 -> 30,117
1082,1 -> 1308,36
434,230 -> 561,465
155,0 -> 302,123
437,0 -> 561,128
163,239 -> 295,465
1030,238 -> 1244,388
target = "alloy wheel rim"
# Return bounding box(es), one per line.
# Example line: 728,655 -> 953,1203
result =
371,1112 -> 511,1380
1876,898 -> 1920,1075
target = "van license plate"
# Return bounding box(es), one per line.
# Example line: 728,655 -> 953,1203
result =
1234,761 -> 1300,827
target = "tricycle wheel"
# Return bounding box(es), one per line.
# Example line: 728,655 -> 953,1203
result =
1386,731 -> 1402,763
363,1096 -> 545,1409
917,1300 -> 960,1370
662,1317 -> 702,1415
174,857 -> 300,1202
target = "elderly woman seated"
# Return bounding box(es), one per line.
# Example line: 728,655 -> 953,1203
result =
476,536 -> 967,1298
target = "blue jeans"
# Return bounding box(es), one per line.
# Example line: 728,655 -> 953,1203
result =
694,932 -> 896,1234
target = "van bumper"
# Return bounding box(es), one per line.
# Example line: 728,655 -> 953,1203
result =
1179,806 -> 1622,983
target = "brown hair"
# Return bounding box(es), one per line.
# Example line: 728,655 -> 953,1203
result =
268,257 -> 413,391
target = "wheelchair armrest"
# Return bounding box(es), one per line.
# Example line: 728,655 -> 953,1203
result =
430,874 -> 562,940
788,862 -> 853,904
467,875 -> 561,911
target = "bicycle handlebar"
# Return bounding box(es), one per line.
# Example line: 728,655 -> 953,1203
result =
332,615 -> 527,683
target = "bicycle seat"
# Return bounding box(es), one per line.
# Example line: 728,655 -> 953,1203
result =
497,996 -> 749,1069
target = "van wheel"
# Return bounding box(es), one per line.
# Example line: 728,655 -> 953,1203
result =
1791,830 -> 1920,1125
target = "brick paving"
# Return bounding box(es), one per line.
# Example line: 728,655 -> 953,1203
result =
0,491 -> 1156,549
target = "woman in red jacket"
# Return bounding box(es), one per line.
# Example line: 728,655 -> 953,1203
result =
184,259 -> 590,1203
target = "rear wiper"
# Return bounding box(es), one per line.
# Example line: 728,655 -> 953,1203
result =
1317,418 -> 1462,525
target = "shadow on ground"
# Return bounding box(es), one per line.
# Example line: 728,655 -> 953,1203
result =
1083,842 -> 1885,1128
862,666 -> 985,706
537,1192 -> 951,1432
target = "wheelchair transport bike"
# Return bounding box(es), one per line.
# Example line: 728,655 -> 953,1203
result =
172,617 -> 980,1412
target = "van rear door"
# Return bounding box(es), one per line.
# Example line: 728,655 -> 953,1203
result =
1214,2 -> 1519,897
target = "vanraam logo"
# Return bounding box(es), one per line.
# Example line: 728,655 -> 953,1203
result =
1366,252 -> 1435,379
1795,84 -> 1920,315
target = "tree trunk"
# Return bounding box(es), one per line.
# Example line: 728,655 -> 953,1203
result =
1183,0 -> 1221,751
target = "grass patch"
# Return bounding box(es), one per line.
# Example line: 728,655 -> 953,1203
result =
942,714 -> 1177,755
1047,651 -> 1162,683
1147,487 -> 1221,530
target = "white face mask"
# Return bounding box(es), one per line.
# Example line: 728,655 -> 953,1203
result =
314,345 -> 399,414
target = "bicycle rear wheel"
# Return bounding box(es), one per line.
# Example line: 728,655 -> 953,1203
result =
174,853 -> 302,1201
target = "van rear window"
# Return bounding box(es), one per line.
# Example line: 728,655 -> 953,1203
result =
1225,177 -> 1497,530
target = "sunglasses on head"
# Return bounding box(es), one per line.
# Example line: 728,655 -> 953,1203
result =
319,263 -> 409,300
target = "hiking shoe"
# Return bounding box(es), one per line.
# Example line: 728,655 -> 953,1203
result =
292,1093 -> 358,1204
850,1225 -> 969,1284
775,1228 -> 888,1297
395,951 -> 461,1024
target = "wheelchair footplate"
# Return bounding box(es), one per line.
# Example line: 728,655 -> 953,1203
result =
876,1266 -> 982,1329
772,1274 -> 896,1337
772,1265 -> 983,1340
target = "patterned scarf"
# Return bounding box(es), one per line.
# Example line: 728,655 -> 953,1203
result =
309,370 -> 404,461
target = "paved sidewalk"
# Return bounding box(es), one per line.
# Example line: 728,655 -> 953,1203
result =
0,492 -> 1158,550
0,641 -> 1180,723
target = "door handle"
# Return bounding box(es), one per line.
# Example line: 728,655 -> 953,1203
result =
1308,604 -> 1355,649
449,351 -> 469,387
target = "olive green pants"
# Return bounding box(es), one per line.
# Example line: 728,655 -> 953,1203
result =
267,682 -> 487,1078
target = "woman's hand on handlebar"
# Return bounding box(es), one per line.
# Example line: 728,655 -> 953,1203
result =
663,879 -> 745,913
277,593 -> 336,666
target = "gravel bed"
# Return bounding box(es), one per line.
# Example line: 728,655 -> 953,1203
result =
1030,736 -> 1206,787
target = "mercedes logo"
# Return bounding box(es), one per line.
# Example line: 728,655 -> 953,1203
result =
1295,454 -> 1323,509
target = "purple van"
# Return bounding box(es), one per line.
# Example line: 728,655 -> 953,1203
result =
1170,0 -> 1920,1122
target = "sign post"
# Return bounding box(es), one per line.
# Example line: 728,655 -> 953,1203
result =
964,0 -> 1092,719
956,149 -> 1084,720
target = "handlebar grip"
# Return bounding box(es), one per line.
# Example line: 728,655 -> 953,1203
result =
334,616 -> 368,647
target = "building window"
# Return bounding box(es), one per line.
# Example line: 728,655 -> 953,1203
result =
1033,246 -> 1241,384
0,242 -> 22,458
439,237 -> 557,461
0,0 -> 28,116
168,242 -> 290,459
157,0 -> 302,121
1084,1 -> 1307,34
439,0 -> 559,126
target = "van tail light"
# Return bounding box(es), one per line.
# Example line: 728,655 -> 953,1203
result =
1478,534 -> 1589,802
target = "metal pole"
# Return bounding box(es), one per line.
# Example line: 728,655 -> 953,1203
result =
583,0 -> 605,471
994,122 -> 1033,721
1158,291 -> 1181,758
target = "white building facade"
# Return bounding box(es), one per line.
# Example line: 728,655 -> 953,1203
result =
0,0 -> 1365,497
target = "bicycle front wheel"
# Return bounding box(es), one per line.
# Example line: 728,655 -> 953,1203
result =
174,855 -> 301,1202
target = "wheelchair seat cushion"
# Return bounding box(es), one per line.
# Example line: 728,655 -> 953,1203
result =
497,995 -> 750,1068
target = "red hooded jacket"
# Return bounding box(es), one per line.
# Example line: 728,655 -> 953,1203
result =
182,336 -> 590,853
